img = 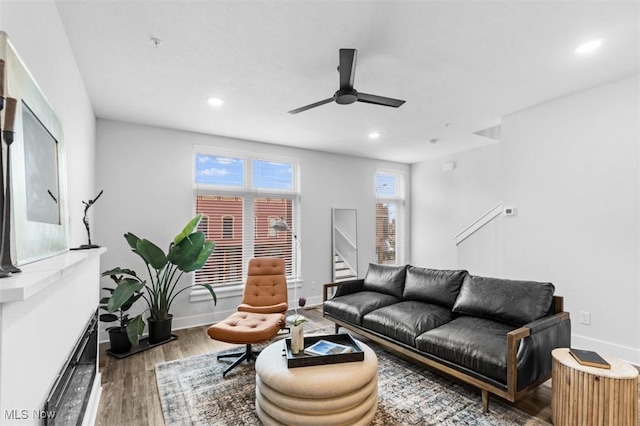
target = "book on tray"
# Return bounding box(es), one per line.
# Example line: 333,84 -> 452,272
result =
569,348 -> 611,369
304,339 -> 353,356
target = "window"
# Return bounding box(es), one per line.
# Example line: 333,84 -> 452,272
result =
222,216 -> 234,239
375,172 -> 405,265
194,149 -> 301,286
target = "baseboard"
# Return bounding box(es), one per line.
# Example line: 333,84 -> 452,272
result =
99,295 -> 325,343
172,309 -> 238,331
572,333 -> 640,366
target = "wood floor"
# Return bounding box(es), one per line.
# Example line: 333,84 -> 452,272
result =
96,307 -> 554,425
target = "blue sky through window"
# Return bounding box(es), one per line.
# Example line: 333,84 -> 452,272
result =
196,154 -> 293,190
375,174 -> 396,196
195,154 -> 244,186
253,160 -> 293,190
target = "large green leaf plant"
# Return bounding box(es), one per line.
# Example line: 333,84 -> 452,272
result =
103,214 -> 217,346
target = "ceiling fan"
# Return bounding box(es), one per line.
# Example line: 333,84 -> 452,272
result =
288,48 -> 406,114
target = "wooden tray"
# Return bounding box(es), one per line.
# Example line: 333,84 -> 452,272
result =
285,333 -> 364,368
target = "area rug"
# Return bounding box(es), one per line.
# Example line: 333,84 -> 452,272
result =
155,334 -> 549,426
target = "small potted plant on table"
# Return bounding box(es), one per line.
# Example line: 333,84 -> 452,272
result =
103,214 -> 217,347
290,297 -> 307,354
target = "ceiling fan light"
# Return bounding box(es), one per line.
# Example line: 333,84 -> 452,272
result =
575,39 -> 603,55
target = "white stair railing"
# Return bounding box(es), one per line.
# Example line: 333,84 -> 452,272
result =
455,202 -> 503,246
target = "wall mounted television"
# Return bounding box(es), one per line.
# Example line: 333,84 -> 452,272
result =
0,31 -> 68,265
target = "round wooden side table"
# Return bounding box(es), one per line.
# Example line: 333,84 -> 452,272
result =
552,348 -> 638,425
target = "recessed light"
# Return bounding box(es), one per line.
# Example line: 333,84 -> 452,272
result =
575,39 -> 603,55
207,97 -> 224,107
369,132 -> 380,139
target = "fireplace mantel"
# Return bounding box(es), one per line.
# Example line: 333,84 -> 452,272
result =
0,247 -> 105,425
0,247 -> 107,303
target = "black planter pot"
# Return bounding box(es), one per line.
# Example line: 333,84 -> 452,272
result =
148,315 -> 173,344
108,328 -> 132,354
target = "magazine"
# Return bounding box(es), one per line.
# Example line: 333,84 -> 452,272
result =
304,339 -> 353,356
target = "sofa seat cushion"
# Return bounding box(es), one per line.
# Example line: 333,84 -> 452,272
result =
323,292 -> 400,325
362,301 -> 455,347
415,316 -> 517,384
361,263 -> 408,299
402,267 -> 467,308
452,275 -> 555,326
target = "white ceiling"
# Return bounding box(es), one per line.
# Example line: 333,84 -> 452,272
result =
55,0 -> 639,164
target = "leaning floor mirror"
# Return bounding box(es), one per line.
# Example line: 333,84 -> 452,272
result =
331,208 -> 358,282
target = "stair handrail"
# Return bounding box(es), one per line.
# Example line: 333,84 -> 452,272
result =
454,202 -> 503,246
334,225 -> 357,250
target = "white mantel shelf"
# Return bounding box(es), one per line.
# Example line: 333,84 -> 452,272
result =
0,247 -> 107,303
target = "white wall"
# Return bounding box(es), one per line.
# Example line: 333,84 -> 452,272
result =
501,75 -> 640,363
411,143 -> 503,270
0,0 -> 97,422
411,75 -> 640,363
0,0 -> 97,247
94,119 -> 409,330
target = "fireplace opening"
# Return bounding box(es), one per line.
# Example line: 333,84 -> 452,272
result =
43,309 -> 98,425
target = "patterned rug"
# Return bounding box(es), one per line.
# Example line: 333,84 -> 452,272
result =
155,332 -> 549,426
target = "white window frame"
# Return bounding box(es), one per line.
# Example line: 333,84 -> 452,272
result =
191,146 -> 301,300
375,170 -> 406,265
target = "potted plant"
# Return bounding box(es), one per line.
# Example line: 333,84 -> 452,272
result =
99,275 -> 143,353
103,214 -> 217,346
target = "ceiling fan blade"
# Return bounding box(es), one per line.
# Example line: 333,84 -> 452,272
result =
357,92 -> 406,108
287,97 -> 334,114
339,49 -> 357,89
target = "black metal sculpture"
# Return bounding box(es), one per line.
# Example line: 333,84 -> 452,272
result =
74,190 -> 103,250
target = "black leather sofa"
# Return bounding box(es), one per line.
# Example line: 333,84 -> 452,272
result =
323,263 -> 571,412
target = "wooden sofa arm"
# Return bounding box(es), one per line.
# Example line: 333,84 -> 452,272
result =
323,282 -> 338,302
323,278 -> 365,301
505,310 -> 571,403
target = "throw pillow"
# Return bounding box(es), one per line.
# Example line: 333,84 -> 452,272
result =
452,274 -> 555,326
402,266 -> 467,308
362,263 -> 408,299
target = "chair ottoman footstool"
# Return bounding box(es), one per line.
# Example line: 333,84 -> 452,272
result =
207,311 -> 285,376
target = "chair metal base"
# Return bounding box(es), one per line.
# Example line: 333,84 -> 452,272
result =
217,343 -> 262,377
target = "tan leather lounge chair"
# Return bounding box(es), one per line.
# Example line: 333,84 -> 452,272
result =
207,257 -> 288,376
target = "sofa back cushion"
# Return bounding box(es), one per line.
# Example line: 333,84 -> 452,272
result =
452,275 -> 555,325
362,263 -> 408,299
402,267 -> 467,308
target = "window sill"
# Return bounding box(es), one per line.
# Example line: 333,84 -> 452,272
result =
190,283 -> 244,302
190,279 -> 303,303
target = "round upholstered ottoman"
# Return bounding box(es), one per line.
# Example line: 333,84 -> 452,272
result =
255,338 -> 378,426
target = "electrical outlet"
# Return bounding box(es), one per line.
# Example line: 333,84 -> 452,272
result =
311,281 -> 316,290
579,311 -> 591,325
